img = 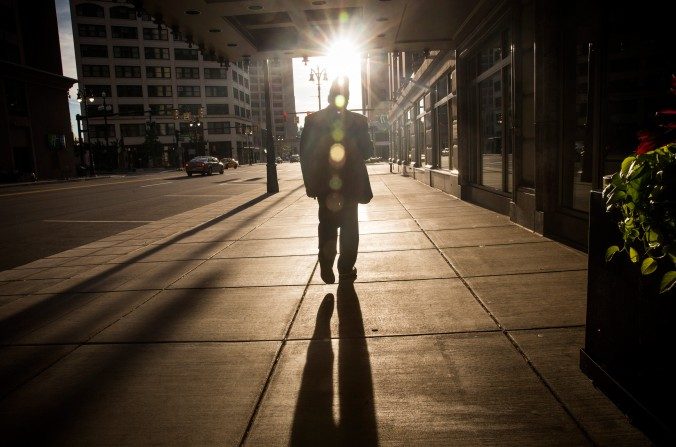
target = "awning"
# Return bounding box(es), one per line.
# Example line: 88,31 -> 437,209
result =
137,0 -> 476,62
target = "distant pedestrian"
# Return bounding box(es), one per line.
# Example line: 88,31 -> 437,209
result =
300,76 -> 373,284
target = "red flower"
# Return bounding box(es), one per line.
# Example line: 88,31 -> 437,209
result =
636,130 -> 657,155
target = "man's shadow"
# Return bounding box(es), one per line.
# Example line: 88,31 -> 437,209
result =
290,283 -> 378,446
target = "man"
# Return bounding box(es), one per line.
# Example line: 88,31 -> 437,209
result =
300,76 -> 373,284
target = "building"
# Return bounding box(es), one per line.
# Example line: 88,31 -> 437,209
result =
386,2 -> 673,250
70,0 -> 253,169
248,58 -> 298,160
361,52 -> 390,159
0,0 -> 76,181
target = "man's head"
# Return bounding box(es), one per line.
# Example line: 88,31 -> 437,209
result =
328,76 -> 350,109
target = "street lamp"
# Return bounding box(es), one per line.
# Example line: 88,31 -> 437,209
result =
245,127 -> 254,165
76,88 -> 94,171
308,65 -> 328,110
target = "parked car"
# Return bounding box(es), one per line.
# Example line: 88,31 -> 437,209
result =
220,157 -> 239,169
185,156 -> 224,176
289,154 -> 300,163
276,156 -> 283,164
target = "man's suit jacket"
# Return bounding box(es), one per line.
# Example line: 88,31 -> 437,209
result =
299,106 -> 373,204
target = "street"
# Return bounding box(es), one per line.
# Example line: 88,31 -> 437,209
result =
0,164 -> 300,271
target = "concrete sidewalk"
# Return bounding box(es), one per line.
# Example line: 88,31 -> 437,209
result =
0,164 -> 649,445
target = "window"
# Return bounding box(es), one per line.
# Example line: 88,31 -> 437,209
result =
82,65 -> 110,77
145,66 -> 171,78
471,29 -> 513,192
156,123 -> 175,136
120,124 -> 145,137
205,86 -> 228,97
78,24 -> 106,38
117,85 -> 143,97
176,67 -> 199,79
85,84 -> 112,97
80,44 -> 108,58
272,102 -> 283,108
174,48 -> 198,60
202,52 -> 218,61
143,27 -> 168,40
232,70 -> 237,81
177,85 -> 200,97
233,87 -> 239,100
144,47 -> 169,60
89,124 -> 115,139
207,122 -> 231,134
75,3 -> 104,18
234,105 -> 240,116
115,65 -> 141,78
113,46 -> 139,58
178,104 -> 201,115
118,104 -> 144,116
244,79 -> 249,89
148,104 -> 173,116
111,26 -> 138,39
148,85 -> 172,97
275,125 -> 285,133
245,94 -> 250,104
110,6 -> 136,20
204,68 -> 228,79
206,104 -> 229,115
239,90 -> 245,102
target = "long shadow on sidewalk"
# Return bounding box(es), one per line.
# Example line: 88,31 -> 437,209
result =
291,283 -> 378,446
1,187 -> 312,443
0,189 -> 298,345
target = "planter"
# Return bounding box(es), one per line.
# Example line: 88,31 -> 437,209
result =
581,191 -> 675,445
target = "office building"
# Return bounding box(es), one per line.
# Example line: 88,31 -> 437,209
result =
386,3 -> 672,250
70,0 -> 252,169
248,58 -> 298,159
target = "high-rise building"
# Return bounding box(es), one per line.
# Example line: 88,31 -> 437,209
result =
361,52 -> 390,159
0,0 -> 76,181
70,0 -> 253,169
248,58 -> 298,158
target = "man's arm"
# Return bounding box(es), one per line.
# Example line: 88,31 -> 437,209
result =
299,115 -> 315,197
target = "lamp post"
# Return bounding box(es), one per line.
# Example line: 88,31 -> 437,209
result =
94,91 -> 113,175
76,88 -> 95,171
245,127 -> 253,165
308,65 -> 328,110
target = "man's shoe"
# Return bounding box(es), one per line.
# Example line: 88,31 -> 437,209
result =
320,262 -> 335,284
338,267 -> 357,282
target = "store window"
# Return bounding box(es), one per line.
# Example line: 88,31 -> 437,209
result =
472,29 -> 513,193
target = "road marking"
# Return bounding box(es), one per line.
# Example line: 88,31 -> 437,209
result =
0,177 -> 171,197
165,194 -> 225,197
140,182 -> 173,188
44,220 -> 155,223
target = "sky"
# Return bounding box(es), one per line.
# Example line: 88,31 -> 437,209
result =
55,0 -> 80,136
54,0 -> 363,135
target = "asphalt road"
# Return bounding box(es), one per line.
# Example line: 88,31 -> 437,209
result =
0,164 -> 288,271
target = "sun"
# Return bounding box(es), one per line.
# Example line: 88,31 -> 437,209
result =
325,37 -> 361,77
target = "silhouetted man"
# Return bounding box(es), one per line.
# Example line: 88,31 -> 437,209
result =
300,77 -> 373,284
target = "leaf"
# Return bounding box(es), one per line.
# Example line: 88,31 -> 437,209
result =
605,246 -> 620,262
621,156 -> 636,178
641,257 -> 657,275
629,247 -> 640,263
659,271 -> 676,294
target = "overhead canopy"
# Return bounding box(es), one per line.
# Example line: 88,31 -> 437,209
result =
137,0 -> 476,63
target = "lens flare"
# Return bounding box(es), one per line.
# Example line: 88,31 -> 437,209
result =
326,192 -> 343,212
334,94 -> 346,108
329,175 -> 342,190
329,143 -> 345,167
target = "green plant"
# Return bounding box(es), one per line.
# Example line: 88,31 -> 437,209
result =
603,142 -> 676,294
